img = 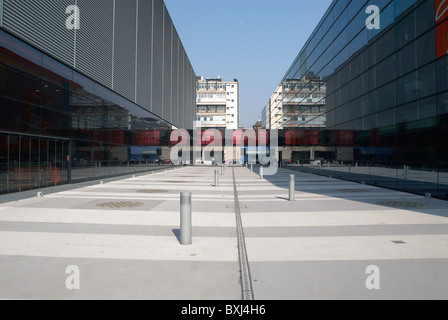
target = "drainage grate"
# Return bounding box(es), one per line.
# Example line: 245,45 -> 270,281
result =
232,167 -> 254,301
97,201 -> 144,209
163,181 -> 186,184
136,189 -> 169,194
227,204 -> 248,209
376,201 -> 428,208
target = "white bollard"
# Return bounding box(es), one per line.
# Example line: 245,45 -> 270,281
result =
289,175 -> 295,201
180,192 -> 192,245
214,169 -> 219,187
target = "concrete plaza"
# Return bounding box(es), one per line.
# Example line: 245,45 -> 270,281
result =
0,165 -> 448,300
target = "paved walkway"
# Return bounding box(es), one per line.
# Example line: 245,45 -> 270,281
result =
1,165 -> 448,300
0,166 -> 240,300
240,166 -> 448,300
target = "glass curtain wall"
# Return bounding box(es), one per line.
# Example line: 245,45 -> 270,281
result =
280,0 -> 448,200
0,30 -> 174,194
0,132 -> 69,193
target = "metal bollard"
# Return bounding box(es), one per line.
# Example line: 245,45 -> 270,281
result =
260,166 -> 264,179
250,164 -> 253,172
180,192 -> 192,245
221,164 -> 224,175
214,169 -> 219,187
289,175 -> 295,201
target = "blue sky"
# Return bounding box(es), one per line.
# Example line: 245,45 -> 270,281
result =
164,0 -> 333,128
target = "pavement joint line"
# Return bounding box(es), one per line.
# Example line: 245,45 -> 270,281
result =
232,166 -> 254,301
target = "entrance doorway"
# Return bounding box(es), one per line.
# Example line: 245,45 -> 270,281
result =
0,132 -> 70,194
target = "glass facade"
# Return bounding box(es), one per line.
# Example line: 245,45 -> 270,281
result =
0,30 -> 176,194
274,0 -> 448,200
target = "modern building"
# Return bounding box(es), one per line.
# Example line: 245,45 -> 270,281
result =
265,0 -> 448,199
263,76 -> 326,130
196,76 -> 239,130
263,85 -> 282,129
281,74 -> 326,129
0,0 -> 196,194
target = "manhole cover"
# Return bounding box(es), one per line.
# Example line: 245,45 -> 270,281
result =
97,201 -> 144,208
136,189 -> 169,194
376,201 -> 428,208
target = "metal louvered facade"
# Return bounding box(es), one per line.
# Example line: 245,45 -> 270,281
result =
2,0 -> 76,67
0,0 -> 196,129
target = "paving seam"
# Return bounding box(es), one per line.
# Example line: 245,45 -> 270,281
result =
231,166 -> 254,301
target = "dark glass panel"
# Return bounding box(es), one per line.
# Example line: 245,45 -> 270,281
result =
0,30 -> 43,78
394,0 -> 418,18
416,30 -> 436,69
0,134 -> 8,193
395,9 -> 416,49
396,41 -> 416,77
415,0 -> 435,37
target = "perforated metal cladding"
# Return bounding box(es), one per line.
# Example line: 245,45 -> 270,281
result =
163,7 -> 172,124
171,30 -> 179,126
189,66 -> 196,128
113,0 -> 137,101
178,47 -> 185,127
151,0 -> 164,119
0,0 -> 4,27
76,0 -> 114,88
0,0 -> 3,27
2,0 -> 75,66
136,0 -> 153,111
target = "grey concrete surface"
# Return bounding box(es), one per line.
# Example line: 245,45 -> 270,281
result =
0,165 -> 448,300
238,166 -> 448,300
0,166 -> 241,300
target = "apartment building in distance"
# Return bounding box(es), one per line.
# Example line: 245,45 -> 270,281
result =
262,73 -> 326,130
196,76 -> 239,130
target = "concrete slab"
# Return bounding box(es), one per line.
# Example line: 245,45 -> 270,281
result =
0,166 -> 241,300
1,164 -> 448,300
234,166 -> 448,300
